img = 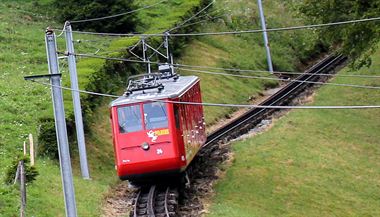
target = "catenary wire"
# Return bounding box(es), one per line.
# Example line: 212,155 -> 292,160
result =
178,68 -> 380,90
70,0 -> 167,23
28,79 -> 380,109
31,80 -> 119,98
74,52 -> 380,79
77,40 -> 142,56
56,22 -> 68,38
203,55 -> 351,146
73,53 -> 380,82
55,16 -> 380,37
169,16 -> 380,37
170,14 -> 228,30
167,0 -> 215,32
181,7 -> 225,23
174,64 -> 380,78
73,53 -> 161,64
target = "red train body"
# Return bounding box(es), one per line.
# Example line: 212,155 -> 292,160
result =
109,75 -> 206,181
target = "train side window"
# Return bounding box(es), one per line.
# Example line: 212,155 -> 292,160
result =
117,105 -> 143,133
174,105 -> 181,129
143,102 -> 168,130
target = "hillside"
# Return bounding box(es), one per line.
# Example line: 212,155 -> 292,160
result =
206,47 -> 380,216
87,0 -> 320,214
0,0 -> 204,216
0,0 -> 321,216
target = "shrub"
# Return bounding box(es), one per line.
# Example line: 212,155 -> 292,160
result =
4,156 -> 39,185
52,0 -> 140,33
38,118 -> 59,160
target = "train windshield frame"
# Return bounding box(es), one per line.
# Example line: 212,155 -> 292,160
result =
117,102 -> 169,134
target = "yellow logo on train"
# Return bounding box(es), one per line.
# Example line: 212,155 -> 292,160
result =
154,129 -> 169,136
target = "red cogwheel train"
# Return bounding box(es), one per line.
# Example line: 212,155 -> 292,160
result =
109,65 -> 206,182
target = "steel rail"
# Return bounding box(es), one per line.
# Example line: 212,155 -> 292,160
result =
133,190 -> 142,217
147,185 -> 156,217
132,185 -> 176,217
205,54 -> 347,146
164,188 -> 170,217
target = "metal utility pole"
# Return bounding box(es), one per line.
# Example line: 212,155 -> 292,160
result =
64,21 -> 90,179
257,0 -> 274,73
45,28 -> 78,217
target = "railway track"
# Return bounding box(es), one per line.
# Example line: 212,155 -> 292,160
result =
205,54 -> 347,146
130,54 -> 346,217
132,185 -> 179,217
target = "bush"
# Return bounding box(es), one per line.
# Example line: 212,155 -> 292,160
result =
38,118 -> 59,160
53,0 -> 140,33
293,0 -> 380,68
4,156 -> 39,185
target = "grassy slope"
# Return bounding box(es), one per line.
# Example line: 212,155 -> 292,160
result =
0,0 -> 202,216
177,0 -> 318,124
85,0 -> 320,215
0,0 -> 319,216
206,49 -> 380,216
87,0 -> 318,171
0,1 -> 56,215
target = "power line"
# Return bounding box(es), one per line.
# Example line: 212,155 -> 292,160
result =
74,53 -> 161,64
175,64 -> 380,78
70,0 -> 167,23
75,40 -> 141,56
178,68 -> 380,90
28,79 -> 380,109
170,16 -> 380,37
168,0 -> 215,32
170,14 -> 227,31
59,16 -> 380,37
153,99 -> 380,109
181,7 -> 225,23
31,80 -> 119,98
73,53 -> 380,82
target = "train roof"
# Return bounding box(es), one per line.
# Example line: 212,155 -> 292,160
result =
110,75 -> 199,107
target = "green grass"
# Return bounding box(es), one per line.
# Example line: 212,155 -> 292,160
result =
0,0 -> 323,216
176,0 -> 318,125
82,1 -> 321,216
0,1 -> 55,214
0,0 -> 203,216
206,49 -> 380,216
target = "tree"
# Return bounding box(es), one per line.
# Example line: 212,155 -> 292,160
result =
292,0 -> 380,68
53,0 -> 140,33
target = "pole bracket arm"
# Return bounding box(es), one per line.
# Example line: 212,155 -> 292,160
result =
24,74 -> 62,81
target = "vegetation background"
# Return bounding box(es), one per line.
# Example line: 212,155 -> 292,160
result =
0,0 -> 379,216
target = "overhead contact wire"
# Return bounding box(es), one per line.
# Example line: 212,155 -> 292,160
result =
167,0 -> 215,32
59,16 -> 380,37
29,80 -> 380,109
71,53 -> 380,89
70,0 -> 167,23
174,64 -> 380,79
178,68 -> 380,90
74,53 -> 380,79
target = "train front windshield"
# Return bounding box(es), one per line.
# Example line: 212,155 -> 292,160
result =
117,102 -> 168,133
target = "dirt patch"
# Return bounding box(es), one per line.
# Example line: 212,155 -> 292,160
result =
178,141 -> 232,217
101,182 -> 137,217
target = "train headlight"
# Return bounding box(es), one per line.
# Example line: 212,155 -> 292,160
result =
141,142 -> 150,151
